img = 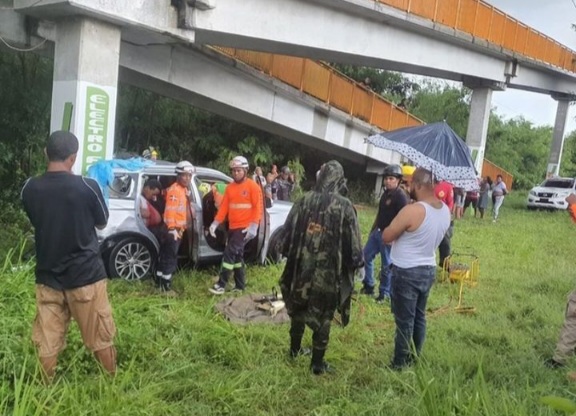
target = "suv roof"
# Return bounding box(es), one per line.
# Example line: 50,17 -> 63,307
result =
112,161 -> 229,178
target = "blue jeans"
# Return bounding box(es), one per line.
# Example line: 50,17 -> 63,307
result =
362,229 -> 392,297
390,265 -> 436,367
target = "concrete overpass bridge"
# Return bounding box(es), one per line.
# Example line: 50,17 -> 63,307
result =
3,0 -> 576,182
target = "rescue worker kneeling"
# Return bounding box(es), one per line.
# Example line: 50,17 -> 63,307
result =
156,161 -> 195,291
209,156 -> 263,295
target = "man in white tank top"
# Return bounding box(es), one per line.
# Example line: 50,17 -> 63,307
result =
382,167 -> 451,370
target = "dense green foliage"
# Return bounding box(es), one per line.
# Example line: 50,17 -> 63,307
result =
407,82 -> 471,138
2,193 -> 576,415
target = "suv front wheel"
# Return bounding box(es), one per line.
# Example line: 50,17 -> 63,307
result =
108,237 -> 156,281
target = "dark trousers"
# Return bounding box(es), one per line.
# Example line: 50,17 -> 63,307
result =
289,316 -> 331,351
158,236 -> 182,279
391,265 -> 436,367
217,229 -> 247,289
438,221 -> 453,267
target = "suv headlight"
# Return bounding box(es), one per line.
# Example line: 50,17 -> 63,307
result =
529,190 -> 537,196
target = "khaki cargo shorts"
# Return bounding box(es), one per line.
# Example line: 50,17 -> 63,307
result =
32,279 -> 116,358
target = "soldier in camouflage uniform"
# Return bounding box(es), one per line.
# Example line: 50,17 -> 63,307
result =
279,160 -> 364,375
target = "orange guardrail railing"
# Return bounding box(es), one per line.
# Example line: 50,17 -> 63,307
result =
376,0 -> 576,74
212,47 -> 512,185
482,159 -> 513,190
213,47 -> 423,132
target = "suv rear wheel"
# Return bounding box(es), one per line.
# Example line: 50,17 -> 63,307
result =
266,228 -> 285,264
108,237 -> 156,281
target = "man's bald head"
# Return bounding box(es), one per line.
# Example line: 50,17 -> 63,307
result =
412,168 -> 434,189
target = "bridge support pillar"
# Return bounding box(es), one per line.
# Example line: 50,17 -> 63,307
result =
546,95 -> 572,177
464,79 -> 505,177
374,174 -> 384,201
50,17 -> 121,174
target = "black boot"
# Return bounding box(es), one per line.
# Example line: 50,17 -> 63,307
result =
153,271 -> 163,288
160,278 -> 172,292
233,266 -> 246,291
289,336 -> 311,358
310,348 -> 333,375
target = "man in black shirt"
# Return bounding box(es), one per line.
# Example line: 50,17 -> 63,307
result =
21,131 -> 116,381
360,164 -> 409,302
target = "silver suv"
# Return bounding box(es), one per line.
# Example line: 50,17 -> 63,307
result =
97,162 -> 292,280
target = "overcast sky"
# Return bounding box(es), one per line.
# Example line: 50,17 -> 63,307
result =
487,0 -> 576,134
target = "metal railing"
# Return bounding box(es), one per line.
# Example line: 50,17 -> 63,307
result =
212,47 -> 512,185
214,47 -> 423,132
481,159 -> 513,190
377,0 -> 576,73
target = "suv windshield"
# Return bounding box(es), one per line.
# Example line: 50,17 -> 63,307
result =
541,179 -> 575,189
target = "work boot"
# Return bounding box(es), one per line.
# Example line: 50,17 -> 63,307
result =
233,266 -> 246,291
209,284 -> 225,295
310,348 -> 333,375
154,271 -> 163,288
359,286 -> 375,296
289,336 -> 310,358
217,270 -> 231,289
160,278 -> 172,292
290,347 -> 311,358
375,294 -> 390,304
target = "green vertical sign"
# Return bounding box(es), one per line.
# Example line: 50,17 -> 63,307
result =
61,102 -> 73,131
82,86 -> 109,173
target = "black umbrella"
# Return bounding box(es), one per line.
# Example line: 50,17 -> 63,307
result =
366,122 -> 479,190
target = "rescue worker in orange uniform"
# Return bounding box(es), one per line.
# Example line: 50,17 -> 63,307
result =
209,156 -> 263,294
156,161 -> 195,291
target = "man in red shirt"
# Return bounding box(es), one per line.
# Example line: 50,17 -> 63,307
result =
434,180 -> 454,269
209,156 -> 263,294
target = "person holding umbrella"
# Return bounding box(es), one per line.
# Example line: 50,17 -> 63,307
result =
360,164 -> 408,302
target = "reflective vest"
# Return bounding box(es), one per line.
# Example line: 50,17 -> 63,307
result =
215,179 -> 263,230
163,182 -> 191,230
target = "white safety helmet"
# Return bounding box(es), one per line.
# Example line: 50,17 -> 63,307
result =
229,156 -> 249,170
175,160 -> 195,175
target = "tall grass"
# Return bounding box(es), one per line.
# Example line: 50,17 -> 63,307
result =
0,192 -> 574,415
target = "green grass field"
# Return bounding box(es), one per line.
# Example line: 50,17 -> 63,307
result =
2,192 -> 576,415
